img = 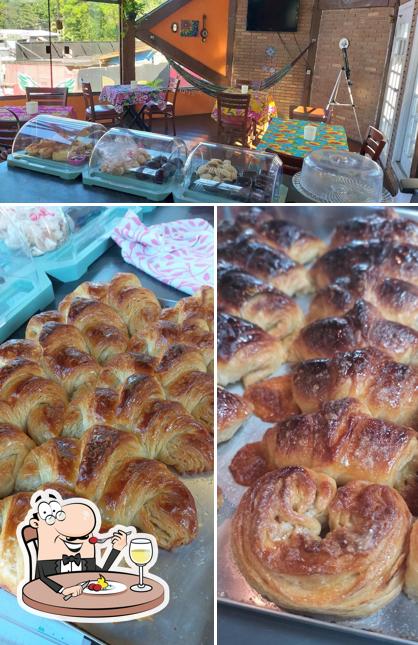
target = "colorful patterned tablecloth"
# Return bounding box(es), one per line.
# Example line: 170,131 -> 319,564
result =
211,90 -> 277,129
257,118 -> 348,158
100,85 -> 166,115
0,105 -> 76,123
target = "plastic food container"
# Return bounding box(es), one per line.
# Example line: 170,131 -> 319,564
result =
7,115 -> 106,180
174,142 -> 283,203
83,128 -> 188,200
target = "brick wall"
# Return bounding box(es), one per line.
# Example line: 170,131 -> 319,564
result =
311,7 -> 394,142
231,0 -> 315,117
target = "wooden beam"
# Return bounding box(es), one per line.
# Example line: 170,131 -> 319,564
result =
411,129 -> 418,178
303,0 -> 322,106
319,0 -> 396,8
226,0 -> 238,83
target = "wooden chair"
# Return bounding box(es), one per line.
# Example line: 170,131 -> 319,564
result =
266,147 -> 302,176
360,125 -> 386,163
216,92 -> 254,147
26,87 -> 68,106
81,82 -> 119,127
143,78 -> 180,135
289,105 -> 332,124
0,108 -> 20,160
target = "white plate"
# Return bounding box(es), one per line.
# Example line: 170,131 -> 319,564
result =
83,580 -> 127,595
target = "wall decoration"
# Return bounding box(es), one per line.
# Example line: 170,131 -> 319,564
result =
265,46 -> 277,58
171,22 -> 179,33
200,15 -> 208,43
180,20 -> 199,37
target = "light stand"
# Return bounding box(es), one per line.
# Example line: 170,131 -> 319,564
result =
326,38 -> 362,141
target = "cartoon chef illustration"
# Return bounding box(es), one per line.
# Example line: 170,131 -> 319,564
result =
24,490 -> 130,598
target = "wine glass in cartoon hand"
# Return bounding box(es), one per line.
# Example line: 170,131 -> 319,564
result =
129,538 -> 153,592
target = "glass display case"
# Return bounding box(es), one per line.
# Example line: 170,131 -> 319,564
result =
174,142 -> 284,203
0,210 -> 54,342
8,115 -> 106,180
83,128 -> 188,200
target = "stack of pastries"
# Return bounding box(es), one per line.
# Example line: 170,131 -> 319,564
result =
0,272 -> 213,595
218,206 -> 418,618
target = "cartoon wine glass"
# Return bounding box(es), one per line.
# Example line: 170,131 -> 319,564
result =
129,537 -> 153,592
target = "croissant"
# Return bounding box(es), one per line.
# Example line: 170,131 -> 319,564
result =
217,386 -> 252,444
291,300 -> 418,364
311,241 -> 418,289
217,312 -> 285,387
230,398 -> 418,514
405,521 -> 418,601
244,348 -> 418,429
14,425 -> 198,550
0,339 -> 42,366
218,210 -> 326,263
330,208 -> 418,248
218,261 -> 304,338
232,466 -> 411,617
218,236 -> 312,296
0,424 -> 35,498
106,272 -> 162,335
308,273 -> 418,330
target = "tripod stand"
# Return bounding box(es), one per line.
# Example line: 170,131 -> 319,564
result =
326,39 -> 362,141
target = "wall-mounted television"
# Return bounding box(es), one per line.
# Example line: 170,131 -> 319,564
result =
246,0 -> 300,32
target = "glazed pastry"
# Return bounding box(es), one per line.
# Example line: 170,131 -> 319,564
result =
405,521 -> 418,601
230,398 -> 418,515
232,466 -> 411,617
217,386 -> 252,444
330,208 -> 418,248
197,158 -> 238,182
218,261 -> 304,338
218,236 -> 312,296
244,348 -> 418,429
0,424 -> 35,498
106,273 -> 162,335
217,312 -> 285,386
291,300 -> 418,364
311,241 -> 418,289
308,273 -> 418,330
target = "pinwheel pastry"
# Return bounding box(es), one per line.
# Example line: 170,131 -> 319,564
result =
311,241 -> 418,290
291,300 -> 418,365
217,312 -> 285,387
230,398 -> 418,515
329,208 -> 418,248
218,236 -> 312,296
244,347 -> 418,429
308,272 -> 418,330
232,466 -> 411,617
218,211 -> 326,263
217,386 -> 252,444
218,261 -> 304,338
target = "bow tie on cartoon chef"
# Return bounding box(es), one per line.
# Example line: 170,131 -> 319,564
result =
27,490 -> 131,598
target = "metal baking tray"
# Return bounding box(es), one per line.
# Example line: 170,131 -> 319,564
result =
3,206 -> 214,645
218,204 -> 418,644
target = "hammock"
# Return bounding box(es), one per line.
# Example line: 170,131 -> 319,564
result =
168,40 -> 315,96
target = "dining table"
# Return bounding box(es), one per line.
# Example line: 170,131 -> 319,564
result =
99,84 -> 166,130
257,117 -> 348,158
211,89 -> 277,135
0,105 -> 76,123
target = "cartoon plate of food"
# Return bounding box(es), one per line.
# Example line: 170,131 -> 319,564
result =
83,575 -> 127,595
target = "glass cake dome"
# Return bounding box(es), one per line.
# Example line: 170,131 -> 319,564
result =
293,149 -> 385,203
83,128 -> 188,200
8,115 -> 106,180
175,142 -> 283,203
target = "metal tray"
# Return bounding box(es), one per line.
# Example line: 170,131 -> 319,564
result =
3,206 -> 214,645
218,204 -> 418,644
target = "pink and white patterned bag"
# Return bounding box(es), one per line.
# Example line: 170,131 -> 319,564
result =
112,210 -> 213,295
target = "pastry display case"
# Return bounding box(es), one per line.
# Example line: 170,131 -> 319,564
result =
83,128 -> 188,200
175,142 -> 283,203
7,115 -> 106,180
0,210 -> 53,342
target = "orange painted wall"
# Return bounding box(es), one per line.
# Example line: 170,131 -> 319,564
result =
152,0 -> 230,76
0,90 -> 213,118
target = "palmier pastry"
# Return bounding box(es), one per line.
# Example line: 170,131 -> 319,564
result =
218,236 -> 312,296
217,386 -> 252,444
330,208 -> 418,248
308,273 -> 418,330
217,312 -> 284,387
230,398 -> 418,515
232,466 -> 411,617
291,300 -> 418,364
311,241 -> 418,289
244,348 -> 418,429
218,261 -> 304,338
